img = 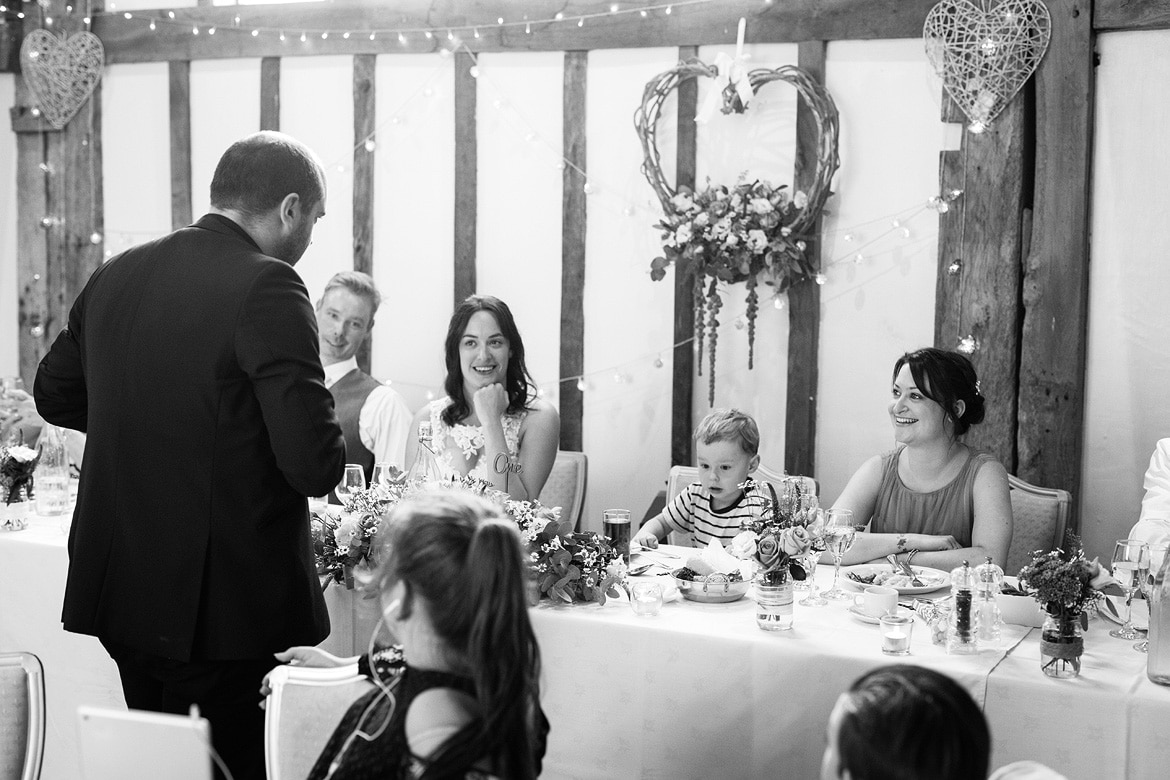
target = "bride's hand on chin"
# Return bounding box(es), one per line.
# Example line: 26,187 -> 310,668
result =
472,383 -> 508,422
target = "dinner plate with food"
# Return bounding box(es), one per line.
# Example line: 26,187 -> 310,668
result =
842,564 -> 950,595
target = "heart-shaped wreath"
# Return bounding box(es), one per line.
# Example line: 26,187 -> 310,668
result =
635,58 -> 839,405
20,30 -> 106,130
923,0 -> 1051,132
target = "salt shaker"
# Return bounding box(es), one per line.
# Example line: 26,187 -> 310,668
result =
975,556 -> 1004,644
947,560 -> 979,654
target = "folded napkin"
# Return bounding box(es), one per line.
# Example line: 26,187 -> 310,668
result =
683,538 -> 751,578
1092,558 -> 1127,597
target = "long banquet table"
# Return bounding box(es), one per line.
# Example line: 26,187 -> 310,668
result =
4,516 -> 1170,780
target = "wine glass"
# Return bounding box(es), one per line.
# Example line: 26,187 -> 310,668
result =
1135,541 -> 1169,652
1109,539 -> 1149,640
335,464 -> 367,507
822,508 -> 856,601
370,462 -> 394,493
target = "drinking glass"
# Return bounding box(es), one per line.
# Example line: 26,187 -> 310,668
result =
1110,539 -> 1149,640
822,508 -> 856,601
370,462 -> 394,493
603,510 -> 632,562
1136,541 -> 1169,652
798,550 -> 828,607
336,464 -> 367,506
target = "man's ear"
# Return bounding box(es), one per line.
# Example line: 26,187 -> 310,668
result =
278,192 -> 302,229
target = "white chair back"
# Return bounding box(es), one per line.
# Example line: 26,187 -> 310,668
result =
264,663 -> 374,780
0,652 -> 44,780
538,451 -> 588,530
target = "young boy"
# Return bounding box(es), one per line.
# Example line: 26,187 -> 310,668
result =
632,408 -> 769,549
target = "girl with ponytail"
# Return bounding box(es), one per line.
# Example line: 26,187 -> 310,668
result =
274,489 -> 547,779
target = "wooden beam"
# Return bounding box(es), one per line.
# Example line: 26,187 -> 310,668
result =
671,44 -> 698,468
353,54 -> 376,374
95,1 -> 943,63
15,2 -> 104,385
168,60 -> 192,230
1096,0 -> 1170,31
453,50 -> 477,306
260,57 -> 280,131
560,51 -> 587,453
784,40 -> 827,479
1017,0 -> 1094,524
0,14 -> 18,73
934,98 -> 1027,473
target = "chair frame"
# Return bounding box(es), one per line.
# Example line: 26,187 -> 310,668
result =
539,450 -> 587,530
264,662 -> 372,780
0,652 -> 45,780
1006,474 -> 1071,570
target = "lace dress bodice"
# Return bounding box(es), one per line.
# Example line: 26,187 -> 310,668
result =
427,398 -> 526,481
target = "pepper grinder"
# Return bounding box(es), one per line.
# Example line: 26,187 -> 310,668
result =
947,560 -> 979,654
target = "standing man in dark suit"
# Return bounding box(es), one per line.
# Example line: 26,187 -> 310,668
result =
34,131 -> 346,780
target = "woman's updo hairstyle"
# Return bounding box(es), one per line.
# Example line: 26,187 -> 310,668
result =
835,665 -> 990,780
893,347 -> 985,437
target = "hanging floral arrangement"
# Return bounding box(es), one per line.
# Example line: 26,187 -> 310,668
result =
635,58 -> 839,405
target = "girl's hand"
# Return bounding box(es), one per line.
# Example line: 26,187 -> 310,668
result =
472,383 -> 508,423
259,646 -> 350,699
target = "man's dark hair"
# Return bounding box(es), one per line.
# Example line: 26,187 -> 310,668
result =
209,131 -> 323,219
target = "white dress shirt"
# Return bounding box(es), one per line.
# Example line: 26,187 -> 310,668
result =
1131,438 -> 1170,548
322,357 -> 412,469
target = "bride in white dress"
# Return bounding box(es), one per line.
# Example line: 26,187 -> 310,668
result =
406,295 -> 559,500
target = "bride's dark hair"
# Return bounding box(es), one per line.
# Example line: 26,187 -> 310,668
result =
442,295 -> 535,428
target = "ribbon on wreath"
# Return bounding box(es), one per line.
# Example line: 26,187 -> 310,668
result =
696,17 -> 755,123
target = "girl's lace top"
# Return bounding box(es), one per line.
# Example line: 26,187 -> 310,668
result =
427,398 -> 526,481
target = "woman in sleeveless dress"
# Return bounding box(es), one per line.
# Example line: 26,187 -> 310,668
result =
406,295 -> 559,501
270,490 -> 548,779
832,348 -> 1013,569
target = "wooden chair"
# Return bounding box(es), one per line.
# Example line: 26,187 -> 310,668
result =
1005,474 -> 1071,575
264,663 -> 374,780
0,652 -> 45,780
538,450 -> 588,530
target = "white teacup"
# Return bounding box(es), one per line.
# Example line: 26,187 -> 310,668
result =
853,585 -> 899,618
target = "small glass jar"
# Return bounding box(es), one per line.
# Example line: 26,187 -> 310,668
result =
630,581 -> 664,616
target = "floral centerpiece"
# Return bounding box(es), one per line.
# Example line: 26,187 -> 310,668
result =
1017,534 -> 1119,678
313,472 -> 623,605
729,478 -> 823,586
1,442 -> 38,504
312,469 -> 409,589
650,176 -> 816,405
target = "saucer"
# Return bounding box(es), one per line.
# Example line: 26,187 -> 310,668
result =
847,605 -> 913,625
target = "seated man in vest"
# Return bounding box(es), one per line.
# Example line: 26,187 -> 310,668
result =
317,271 -> 412,500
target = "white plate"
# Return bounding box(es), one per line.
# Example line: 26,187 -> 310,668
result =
846,605 -> 915,625
842,565 -> 951,595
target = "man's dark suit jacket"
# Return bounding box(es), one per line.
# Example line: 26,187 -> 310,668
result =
34,214 -> 346,662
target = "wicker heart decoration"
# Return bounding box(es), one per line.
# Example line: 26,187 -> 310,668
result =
20,30 -> 105,130
924,0 -> 1051,132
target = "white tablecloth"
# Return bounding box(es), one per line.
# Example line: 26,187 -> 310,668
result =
6,525 -> 1170,780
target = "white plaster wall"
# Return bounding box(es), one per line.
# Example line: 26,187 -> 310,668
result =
0,74 -> 17,378
370,53 -> 455,412
1081,30 -> 1170,561
816,39 -> 945,503
190,58 -> 261,220
102,62 -> 171,260
280,56 -> 355,308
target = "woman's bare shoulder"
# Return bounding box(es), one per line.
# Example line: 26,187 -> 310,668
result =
405,687 -> 479,758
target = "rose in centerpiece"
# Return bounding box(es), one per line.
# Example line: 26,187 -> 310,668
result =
729,477 -> 823,587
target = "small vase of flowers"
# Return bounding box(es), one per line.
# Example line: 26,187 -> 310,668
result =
1018,534 -> 1119,679
729,478 -> 824,630
1,442 -> 39,531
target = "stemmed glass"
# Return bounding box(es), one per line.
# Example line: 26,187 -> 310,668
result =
822,508 -> 857,601
1109,539 -> 1150,640
335,464 -> 367,507
370,463 -> 394,495
1135,542 -> 1169,652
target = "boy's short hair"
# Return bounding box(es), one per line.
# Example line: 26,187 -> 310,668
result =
694,408 -> 759,456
